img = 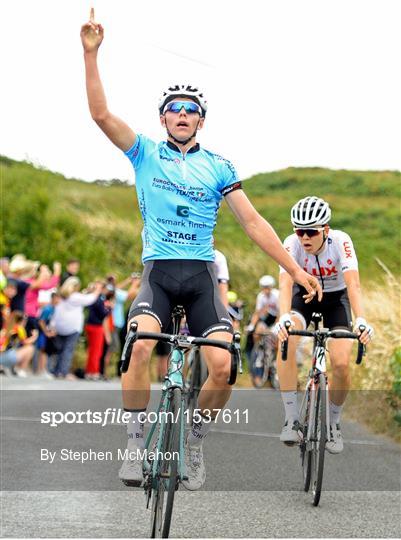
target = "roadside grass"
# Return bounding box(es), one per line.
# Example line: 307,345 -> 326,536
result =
345,264 -> 401,442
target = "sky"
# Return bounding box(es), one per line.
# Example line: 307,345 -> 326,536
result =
1,0 -> 400,183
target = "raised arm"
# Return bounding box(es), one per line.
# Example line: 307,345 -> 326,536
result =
225,189 -> 322,301
81,8 -> 136,151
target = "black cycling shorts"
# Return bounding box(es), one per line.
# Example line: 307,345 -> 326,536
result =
128,260 -> 233,338
291,286 -> 352,330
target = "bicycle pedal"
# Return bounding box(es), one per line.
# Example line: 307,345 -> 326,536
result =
283,440 -> 298,447
122,478 -> 143,488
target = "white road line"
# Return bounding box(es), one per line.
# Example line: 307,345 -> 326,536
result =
0,416 -> 385,446
211,427 -> 385,446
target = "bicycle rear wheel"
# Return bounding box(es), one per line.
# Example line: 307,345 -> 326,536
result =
150,387 -> 181,538
310,373 -> 327,506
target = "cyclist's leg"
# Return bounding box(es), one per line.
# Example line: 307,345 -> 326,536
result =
119,313 -> 160,484
324,290 -> 353,453
276,313 -> 303,392
182,262 -> 233,490
122,261 -> 174,409
198,330 -> 233,412
119,263 -> 172,485
324,290 -> 354,409
183,261 -> 234,417
122,314 -> 160,410
277,286 -> 314,444
327,338 -> 353,406
325,335 -> 352,454
277,286 -> 314,394
276,313 -> 303,443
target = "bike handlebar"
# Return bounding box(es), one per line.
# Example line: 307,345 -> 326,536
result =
280,325 -> 366,364
121,322 -> 242,385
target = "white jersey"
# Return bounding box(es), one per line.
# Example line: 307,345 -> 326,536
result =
255,288 -> 280,317
280,229 -> 358,292
213,249 -> 230,283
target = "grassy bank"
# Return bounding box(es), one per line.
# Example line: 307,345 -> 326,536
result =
346,267 -> 401,442
2,156 -> 400,439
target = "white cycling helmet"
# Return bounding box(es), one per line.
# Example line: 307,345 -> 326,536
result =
259,275 -> 276,288
158,84 -> 208,117
291,196 -> 331,227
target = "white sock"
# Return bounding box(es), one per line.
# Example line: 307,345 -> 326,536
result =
281,391 -> 299,422
125,409 -> 145,450
187,413 -> 212,448
329,401 -> 343,425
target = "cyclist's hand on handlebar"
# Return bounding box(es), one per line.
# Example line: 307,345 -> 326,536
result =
273,313 -> 293,342
81,7 -> 104,52
354,317 -> 374,344
292,269 -> 323,303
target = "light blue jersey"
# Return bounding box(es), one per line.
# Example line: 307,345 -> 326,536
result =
124,135 -> 242,262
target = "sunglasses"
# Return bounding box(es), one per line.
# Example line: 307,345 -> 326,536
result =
163,101 -> 201,115
293,227 -> 325,238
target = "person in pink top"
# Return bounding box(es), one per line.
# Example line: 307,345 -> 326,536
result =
24,262 -> 61,336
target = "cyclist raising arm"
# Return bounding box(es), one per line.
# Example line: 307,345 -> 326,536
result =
81,9 -> 322,491
274,197 -> 373,453
81,9 -> 136,151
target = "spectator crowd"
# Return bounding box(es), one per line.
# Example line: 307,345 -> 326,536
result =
1,253 -> 274,384
0,254 -> 140,380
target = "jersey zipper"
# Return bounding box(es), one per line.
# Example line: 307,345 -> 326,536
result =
180,152 -> 187,180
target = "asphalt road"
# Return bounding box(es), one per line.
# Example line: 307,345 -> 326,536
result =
1,376 -> 400,538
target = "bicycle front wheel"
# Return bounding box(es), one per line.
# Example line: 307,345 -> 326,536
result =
250,345 -> 269,388
299,385 -> 312,492
150,387 -> 181,538
310,373 -> 327,506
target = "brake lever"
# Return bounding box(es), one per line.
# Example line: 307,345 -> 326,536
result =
233,332 -> 243,375
227,332 -> 242,385
280,321 -> 292,361
121,321 -> 138,373
356,325 -> 367,365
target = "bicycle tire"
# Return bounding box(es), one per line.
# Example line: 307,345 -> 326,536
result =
267,352 -> 279,390
300,388 -> 312,492
311,373 -> 327,506
161,387 -> 180,537
150,388 -> 181,538
250,345 -> 269,388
